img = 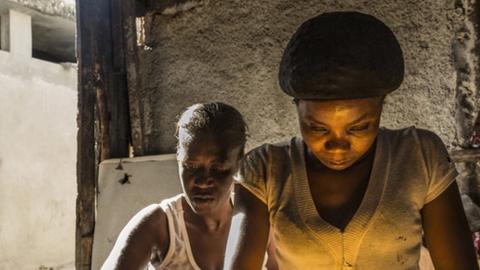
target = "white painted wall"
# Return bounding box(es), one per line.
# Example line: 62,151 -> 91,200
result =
9,9 -> 31,57
0,47 -> 77,269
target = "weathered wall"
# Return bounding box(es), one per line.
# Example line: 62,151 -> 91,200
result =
1,1 -> 77,63
136,0 -> 479,195
138,0 -> 469,151
452,0 -> 480,200
0,50 -> 77,269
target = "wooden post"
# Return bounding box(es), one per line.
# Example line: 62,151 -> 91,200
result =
124,0 -> 146,156
110,0 -> 132,159
75,0 -> 98,268
76,0 -> 131,268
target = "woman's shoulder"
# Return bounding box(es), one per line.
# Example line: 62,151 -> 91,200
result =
380,126 -> 454,178
235,138 -> 297,202
128,203 -> 168,235
119,195 -> 186,243
159,194 -> 184,212
380,126 -> 447,149
244,137 -> 297,161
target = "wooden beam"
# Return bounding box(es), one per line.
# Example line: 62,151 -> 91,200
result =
75,0 -> 132,268
450,148 -> 480,162
75,0 -> 97,267
124,0 -> 146,156
75,72 -> 96,269
109,0 -> 132,159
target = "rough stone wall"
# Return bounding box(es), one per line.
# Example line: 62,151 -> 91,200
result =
0,51 -> 76,269
137,0 -> 479,196
452,0 -> 480,200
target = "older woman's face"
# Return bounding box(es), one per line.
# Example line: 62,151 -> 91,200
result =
297,96 -> 384,171
177,130 -> 242,215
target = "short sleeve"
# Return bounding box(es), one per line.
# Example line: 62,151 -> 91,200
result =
234,145 -> 269,205
416,129 -> 459,204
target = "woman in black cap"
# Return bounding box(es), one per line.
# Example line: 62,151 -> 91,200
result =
225,12 -> 478,269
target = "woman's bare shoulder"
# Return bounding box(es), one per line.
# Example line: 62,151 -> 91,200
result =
102,204 -> 170,269
127,203 -> 169,240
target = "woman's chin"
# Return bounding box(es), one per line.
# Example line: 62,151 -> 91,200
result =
321,159 -> 354,171
190,197 -> 216,213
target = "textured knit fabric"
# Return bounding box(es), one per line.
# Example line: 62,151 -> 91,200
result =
235,127 -> 458,270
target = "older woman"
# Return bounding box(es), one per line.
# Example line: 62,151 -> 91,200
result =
103,102 -> 256,270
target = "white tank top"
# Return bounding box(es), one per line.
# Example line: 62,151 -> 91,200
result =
148,194 -> 202,270
147,194 -> 268,270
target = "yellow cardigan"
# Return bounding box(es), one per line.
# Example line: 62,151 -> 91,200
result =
236,127 -> 457,270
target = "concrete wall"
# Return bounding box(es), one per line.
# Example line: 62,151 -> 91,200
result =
7,0 -> 75,20
0,48 -> 77,269
1,1 -> 77,63
9,9 -> 31,57
136,0 -> 479,195
138,0 -> 471,151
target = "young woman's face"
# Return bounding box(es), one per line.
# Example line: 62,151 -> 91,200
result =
297,96 -> 384,171
177,130 -> 242,215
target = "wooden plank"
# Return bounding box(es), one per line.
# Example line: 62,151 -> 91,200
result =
76,0 -> 132,268
109,0 -> 132,158
450,148 -> 480,162
76,82 -> 96,270
124,0 -> 145,156
75,0 -> 97,268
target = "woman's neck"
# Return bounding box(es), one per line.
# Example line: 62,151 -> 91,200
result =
183,197 -> 233,233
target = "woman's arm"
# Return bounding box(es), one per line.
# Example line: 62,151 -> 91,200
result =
225,185 -> 270,270
102,204 -> 169,270
422,181 -> 479,270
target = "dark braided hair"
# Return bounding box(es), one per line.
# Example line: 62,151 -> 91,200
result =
176,102 -> 248,154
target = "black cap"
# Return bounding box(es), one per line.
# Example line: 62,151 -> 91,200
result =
279,11 -> 404,100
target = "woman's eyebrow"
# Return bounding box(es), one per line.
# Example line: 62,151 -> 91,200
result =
310,120 -> 328,126
304,116 -> 328,126
305,113 -> 370,126
347,113 -> 369,125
